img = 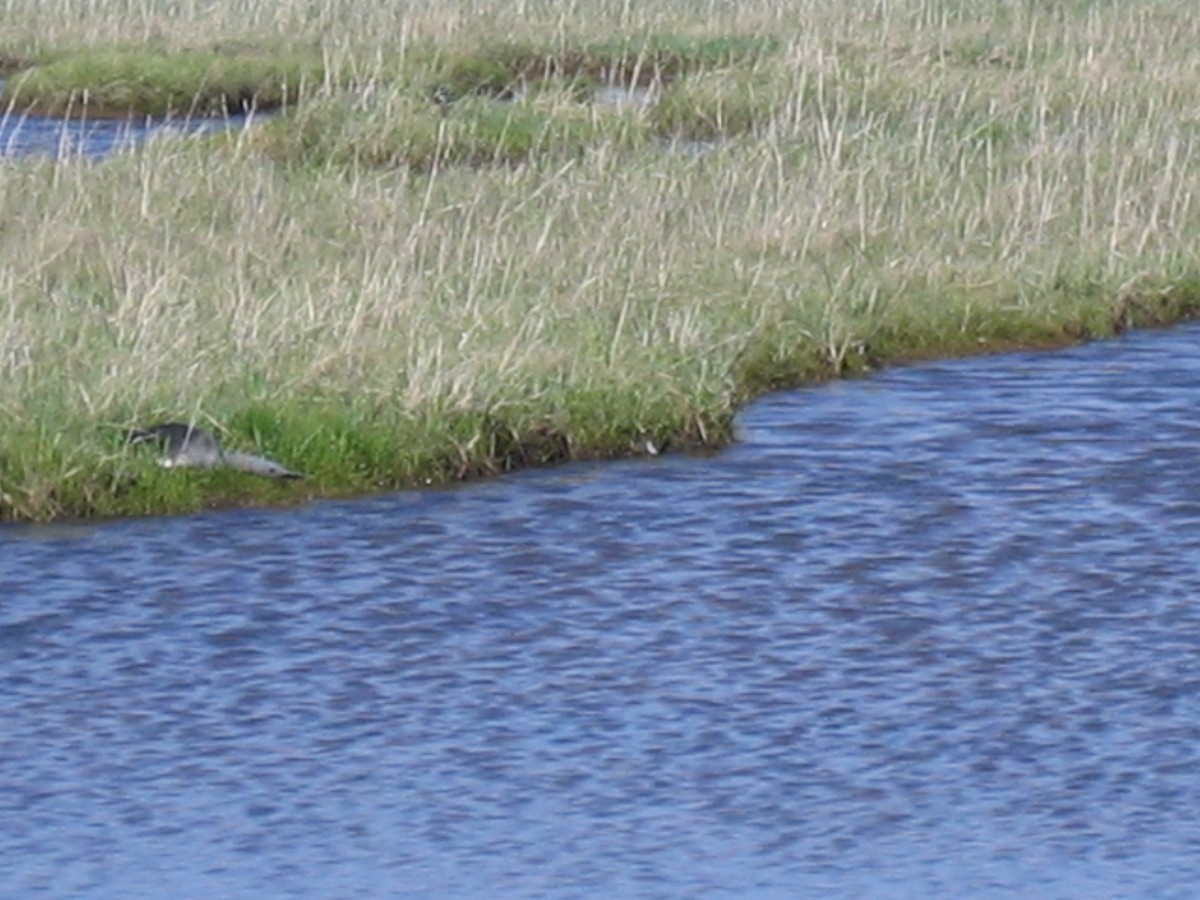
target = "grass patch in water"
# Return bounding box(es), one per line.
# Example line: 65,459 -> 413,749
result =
648,65 -> 788,140
427,34 -> 779,101
0,31 -> 781,163
257,88 -> 649,170
0,46 -> 323,117
256,32 -> 779,170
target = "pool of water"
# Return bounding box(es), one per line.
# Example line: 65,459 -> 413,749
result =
4,325 -> 1200,898
0,108 -> 248,158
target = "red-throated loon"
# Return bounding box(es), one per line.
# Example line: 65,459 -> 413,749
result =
126,422 -> 303,479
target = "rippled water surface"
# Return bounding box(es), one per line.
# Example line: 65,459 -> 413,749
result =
5,326 -> 1200,898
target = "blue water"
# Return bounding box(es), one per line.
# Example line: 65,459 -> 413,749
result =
5,325 -> 1200,898
0,109 -> 247,158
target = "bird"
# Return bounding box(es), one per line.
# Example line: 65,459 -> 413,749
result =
126,422 -> 303,480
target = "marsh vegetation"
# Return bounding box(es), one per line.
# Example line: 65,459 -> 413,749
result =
2,0 -> 1200,520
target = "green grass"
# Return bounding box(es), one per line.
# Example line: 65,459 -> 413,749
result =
0,32 -> 778,121
256,89 -> 651,170
1,47 -> 323,117
3,0 -> 1200,520
426,34 -> 779,101
648,66 -> 786,139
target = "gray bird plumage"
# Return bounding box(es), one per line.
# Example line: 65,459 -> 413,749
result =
126,422 -> 303,479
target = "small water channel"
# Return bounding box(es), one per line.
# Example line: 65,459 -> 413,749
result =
0,84 -> 673,160
0,108 -> 248,159
4,325 -> 1200,898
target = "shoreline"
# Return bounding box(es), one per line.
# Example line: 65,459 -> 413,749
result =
5,307 -> 1197,525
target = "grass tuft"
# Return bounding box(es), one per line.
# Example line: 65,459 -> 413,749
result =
257,88 -> 648,169
1,47 -> 323,117
429,34 -> 779,102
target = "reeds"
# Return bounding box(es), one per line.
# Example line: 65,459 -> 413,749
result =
2,0 -> 1200,519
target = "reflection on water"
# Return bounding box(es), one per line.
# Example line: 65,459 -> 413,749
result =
5,325 -> 1200,898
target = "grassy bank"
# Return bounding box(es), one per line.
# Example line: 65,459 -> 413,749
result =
0,47 -> 323,118
3,0 -> 1200,521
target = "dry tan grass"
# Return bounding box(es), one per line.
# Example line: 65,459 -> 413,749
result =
3,0 -> 1200,519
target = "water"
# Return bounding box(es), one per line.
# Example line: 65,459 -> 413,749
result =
4,325 -> 1200,898
0,84 -> 659,161
0,108 -> 249,158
